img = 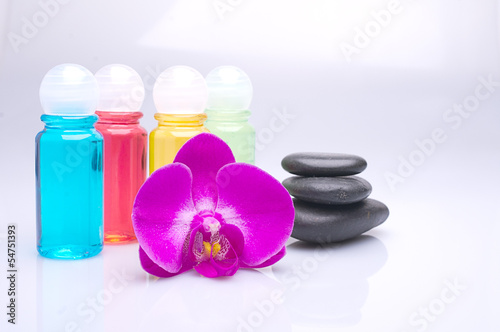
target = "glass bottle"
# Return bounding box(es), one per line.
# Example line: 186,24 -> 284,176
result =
149,113 -> 209,174
205,66 -> 255,164
94,64 -> 147,244
150,66 -> 209,174
36,64 -> 103,259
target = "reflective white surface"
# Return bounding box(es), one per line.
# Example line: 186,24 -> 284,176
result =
1,0 -> 499,331
3,170 -> 500,332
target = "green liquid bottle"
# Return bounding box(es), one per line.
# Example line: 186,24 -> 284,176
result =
204,66 -> 255,164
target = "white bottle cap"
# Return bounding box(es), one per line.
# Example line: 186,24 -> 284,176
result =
95,64 -> 145,112
206,66 -> 253,111
153,66 -> 207,114
39,63 -> 99,115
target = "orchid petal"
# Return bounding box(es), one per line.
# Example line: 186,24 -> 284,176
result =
239,246 -> 286,269
215,163 -> 295,266
132,163 -> 197,274
174,133 -> 235,212
139,246 -> 193,278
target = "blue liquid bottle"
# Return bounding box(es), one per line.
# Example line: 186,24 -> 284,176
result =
36,64 -> 103,259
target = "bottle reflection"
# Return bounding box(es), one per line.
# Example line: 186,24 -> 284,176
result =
102,244 -> 147,331
273,235 -> 388,328
37,255 -> 104,332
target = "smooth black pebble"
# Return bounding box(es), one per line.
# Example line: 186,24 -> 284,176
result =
291,198 -> 389,244
282,176 -> 372,205
281,152 -> 367,177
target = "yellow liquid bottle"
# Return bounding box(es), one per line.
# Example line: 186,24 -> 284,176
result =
150,66 -> 209,174
149,113 -> 209,174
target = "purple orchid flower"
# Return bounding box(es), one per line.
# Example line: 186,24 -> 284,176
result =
132,133 -> 295,278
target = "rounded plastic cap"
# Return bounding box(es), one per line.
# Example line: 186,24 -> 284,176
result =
95,64 -> 145,112
153,66 -> 207,114
39,63 -> 99,115
206,66 -> 253,111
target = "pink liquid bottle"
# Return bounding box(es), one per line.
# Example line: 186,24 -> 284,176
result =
94,64 -> 147,244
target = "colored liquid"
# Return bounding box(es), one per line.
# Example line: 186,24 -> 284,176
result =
149,113 -> 209,174
36,115 -> 103,259
95,111 -> 147,244
205,109 -> 255,164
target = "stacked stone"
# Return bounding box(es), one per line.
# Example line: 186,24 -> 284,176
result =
281,152 -> 389,244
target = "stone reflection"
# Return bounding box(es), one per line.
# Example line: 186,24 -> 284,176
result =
273,235 -> 388,328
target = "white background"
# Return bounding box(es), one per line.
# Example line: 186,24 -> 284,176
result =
0,0 -> 499,331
